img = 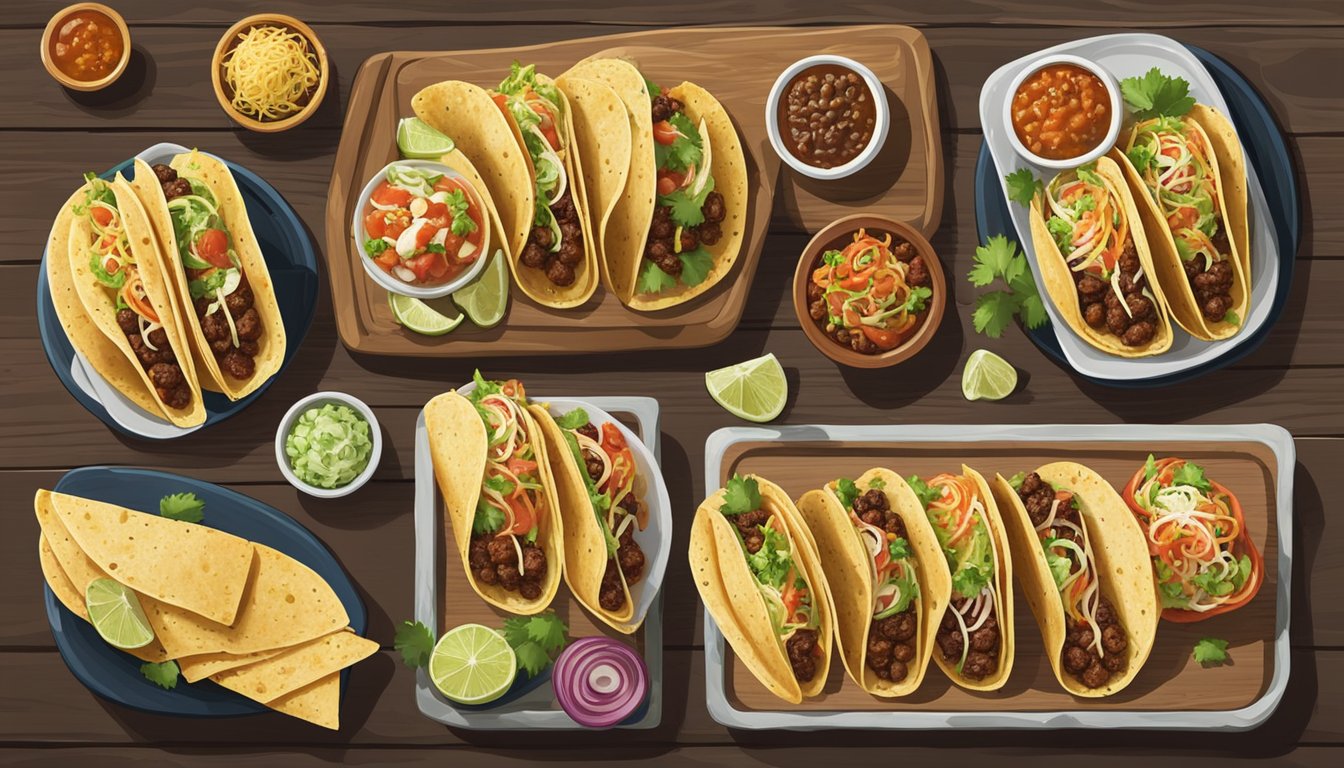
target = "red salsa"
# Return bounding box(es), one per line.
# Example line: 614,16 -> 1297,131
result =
48,9 -> 124,82
1011,63 -> 1112,160
360,166 -> 485,287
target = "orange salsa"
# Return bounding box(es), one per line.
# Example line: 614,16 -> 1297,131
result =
48,9 -> 124,82
1011,63 -> 1111,160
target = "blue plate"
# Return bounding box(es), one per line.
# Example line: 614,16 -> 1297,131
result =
44,467 -> 367,717
38,145 -> 319,437
974,45 -> 1300,388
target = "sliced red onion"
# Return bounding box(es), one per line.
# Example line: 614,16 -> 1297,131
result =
552,637 -> 648,729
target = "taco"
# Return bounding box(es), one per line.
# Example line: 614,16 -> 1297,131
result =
128,152 -> 286,400
796,469 -> 949,697
530,403 -> 649,633
1119,106 -> 1250,340
1022,156 -> 1174,357
991,463 -> 1158,697
424,373 -> 562,614
908,467 -> 1014,691
51,172 -> 205,426
1122,455 -> 1263,622
490,63 -> 598,307
563,58 -> 746,311
689,474 -> 833,704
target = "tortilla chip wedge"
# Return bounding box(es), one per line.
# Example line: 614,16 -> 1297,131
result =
269,672 -> 340,730
210,628 -> 376,704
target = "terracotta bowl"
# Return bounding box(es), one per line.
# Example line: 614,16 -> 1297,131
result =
40,3 -> 131,92
792,214 -> 946,369
211,13 -> 329,133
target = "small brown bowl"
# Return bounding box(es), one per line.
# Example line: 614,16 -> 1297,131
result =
792,214 -> 946,369
210,13 -> 329,133
40,3 -> 131,92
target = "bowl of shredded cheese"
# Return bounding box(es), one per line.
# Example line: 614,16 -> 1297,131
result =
211,14 -> 328,133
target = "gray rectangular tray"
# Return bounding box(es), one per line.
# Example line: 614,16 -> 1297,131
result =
414,396 -> 664,730
702,423 -> 1293,730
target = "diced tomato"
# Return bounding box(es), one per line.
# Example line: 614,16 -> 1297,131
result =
91,207 -> 114,227
652,120 -> 678,146
375,250 -> 398,269
656,174 -> 679,196
414,223 -> 438,252
194,228 -> 232,269
1167,206 -> 1197,231
505,496 -> 535,537
530,102 -> 562,150
364,210 -> 387,239
507,457 -> 538,476
371,182 -> 412,208
383,210 -> 411,240
861,325 -> 904,351
404,251 -> 444,281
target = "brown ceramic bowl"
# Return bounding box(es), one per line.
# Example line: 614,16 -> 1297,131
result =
792,214 -> 946,369
211,13 -> 329,133
40,3 -> 131,92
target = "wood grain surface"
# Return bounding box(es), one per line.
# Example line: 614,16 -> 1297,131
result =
3,0 -> 1341,765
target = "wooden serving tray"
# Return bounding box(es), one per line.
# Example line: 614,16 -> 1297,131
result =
326,25 -> 943,357
702,425 -> 1291,730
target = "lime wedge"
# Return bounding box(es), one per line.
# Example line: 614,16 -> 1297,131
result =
389,292 -> 464,336
428,623 -> 517,705
705,352 -> 788,423
396,118 -> 456,159
85,578 -> 154,650
452,249 -> 510,329
962,349 -> 1018,401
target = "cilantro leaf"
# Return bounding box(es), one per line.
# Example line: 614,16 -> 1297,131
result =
1172,461 -> 1212,493
968,235 -> 1021,287
678,247 -> 714,287
514,641 -> 552,678
904,475 -> 943,510
473,500 -> 506,535
821,249 -> 845,268
642,75 -> 661,98
140,660 -> 179,690
1014,285 -> 1049,330
394,620 -> 436,668
503,612 -> 568,678
554,408 -> 589,430
655,113 -> 702,173
637,259 -> 678,295
1193,637 -> 1229,666
900,285 -> 933,314
1126,143 -> 1157,173
1046,216 -> 1074,252
1003,168 -> 1042,207
1121,67 -> 1196,120
888,537 -> 911,561
660,175 -> 715,228
720,474 -> 762,516
972,291 -> 1022,339
363,237 -> 389,258
524,613 -> 568,653
159,492 -> 205,523
833,477 -> 859,509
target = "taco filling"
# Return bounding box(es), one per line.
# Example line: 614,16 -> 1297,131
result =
720,475 -> 822,683
1125,117 -> 1237,324
76,174 -> 193,409
637,83 -> 727,296
912,474 -> 1001,682
552,408 -> 647,613
827,476 -> 921,685
152,163 -> 264,381
497,64 -> 586,288
1044,162 -> 1160,348
465,374 -> 549,601
1012,471 -> 1127,689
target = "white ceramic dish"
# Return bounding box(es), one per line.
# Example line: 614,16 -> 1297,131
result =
765,54 -> 890,180
274,391 -> 382,499
1001,54 -> 1122,169
978,33 -> 1281,382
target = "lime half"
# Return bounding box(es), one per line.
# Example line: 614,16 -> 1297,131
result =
389,292 -> 464,336
962,349 -> 1018,401
85,578 -> 155,650
452,249 -> 510,329
428,623 -> 517,705
705,352 -> 788,423
396,118 -> 456,159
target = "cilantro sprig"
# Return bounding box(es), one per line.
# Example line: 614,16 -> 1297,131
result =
140,660 -> 180,689
159,492 -> 204,523
394,620 -> 436,668
968,236 -> 1048,338
1193,637 -> 1230,666
904,475 -> 943,510
1121,68 -> 1195,121
719,475 -> 762,516
502,612 -> 568,678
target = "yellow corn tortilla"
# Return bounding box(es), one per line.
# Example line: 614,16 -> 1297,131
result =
1028,155 -> 1175,357
177,645 -> 288,684
269,672 -> 340,730
689,475 -> 834,704
209,628 -> 376,704
555,74 -> 632,294
991,463 -> 1158,697
62,175 -> 206,426
412,81 -> 534,272
424,391 -> 563,614
795,468 -> 950,698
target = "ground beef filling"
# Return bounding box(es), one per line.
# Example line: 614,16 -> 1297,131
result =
1016,471 -> 1128,689
1183,229 -> 1236,322
642,94 -> 727,281
154,163 -> 260,381
850,488 -> 918,684
519,189 -> 585,287
574,420 -> 647,613
468,532 -> 547,600
806,238 -> 930,354
936,600 -> 1000,681
786,628 -> 820,682
1076,238 -> 1158,347
114,309 -> 191,409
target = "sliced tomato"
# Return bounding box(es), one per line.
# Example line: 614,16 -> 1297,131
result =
507,457 -> 538,476
505,495 -> 536,537
194,228 -> 232,269
531,102 -> 561,150
363,210 -> 387,238
652,120 -> 678,146
404,251 -> 443,281
371,182 -> 412,208
656,175 -> 678,196
91,206 -> 115,227
414,222 -> 438,252
375,250 -> 398,269
600,423 -> 634,492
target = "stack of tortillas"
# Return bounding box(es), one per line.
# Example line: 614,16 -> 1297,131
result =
34,489 -> 376,730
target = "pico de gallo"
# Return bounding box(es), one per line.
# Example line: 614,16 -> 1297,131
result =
361,165 -> 483,288
1123,455 -> 1262,621
806,228 -> 933,355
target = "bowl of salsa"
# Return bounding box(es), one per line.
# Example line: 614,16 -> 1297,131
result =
1004,54 -> 1121,169
41,3 -> 130,92
353,160 -> 491,299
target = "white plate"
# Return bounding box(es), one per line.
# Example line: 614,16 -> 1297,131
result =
978,34 -> 1281,381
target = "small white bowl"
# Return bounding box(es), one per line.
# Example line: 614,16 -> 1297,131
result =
765,54 -> 890,181
275,391 -> 382,499
351,159 -> 491,299
1002,54 -> 1122,170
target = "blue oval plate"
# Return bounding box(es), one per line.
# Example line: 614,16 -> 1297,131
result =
38,143 -> 319,437
44,466 -> 367,717
975,45 -> 1300,388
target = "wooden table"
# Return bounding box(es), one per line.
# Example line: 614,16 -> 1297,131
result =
3,1 -> 1340,764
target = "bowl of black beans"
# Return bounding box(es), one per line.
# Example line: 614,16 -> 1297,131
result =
766,54 -> 889,180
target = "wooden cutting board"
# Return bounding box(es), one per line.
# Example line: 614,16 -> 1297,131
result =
325,25 -> 943,357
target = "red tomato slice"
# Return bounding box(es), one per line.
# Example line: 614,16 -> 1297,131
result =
861,325 -> 904,351
652,120 -> 678,146
194,229 -> 232,269
383,212 -> 410,240
656,175 -> 678,196
363,210 -> 387,239
91,206 -> 114,227
414,223 -> 438,252
371,182 -> 412,208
